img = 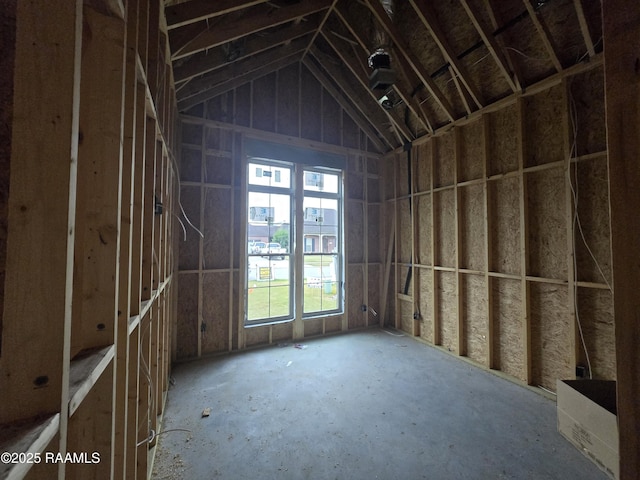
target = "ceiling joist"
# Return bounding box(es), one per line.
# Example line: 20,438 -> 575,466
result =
521,0 -> 562,72
173,19 -> 319,84
406,0 -> 485,109
171,0 -> 332,60
458,0 -> 518,93
178,52 -> 304,112
572,0 -> 596,58
165,0 -> 270,30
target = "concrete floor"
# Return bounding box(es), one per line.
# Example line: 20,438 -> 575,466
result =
151,329 -> 607,480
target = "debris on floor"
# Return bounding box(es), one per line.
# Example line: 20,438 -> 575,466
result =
294,344 -> 307,349
201,408 -> 211,417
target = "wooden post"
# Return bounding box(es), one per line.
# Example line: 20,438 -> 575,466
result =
603,1 -> 640,477
0,0 -> 82,439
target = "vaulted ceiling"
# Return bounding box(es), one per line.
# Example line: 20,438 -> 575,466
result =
165,0 -> 602,152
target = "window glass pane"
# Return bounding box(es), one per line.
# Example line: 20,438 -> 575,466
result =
248,162 -> 291,188
248,192 -> 291,254
304,170 -> 339,193
303,197 -> 338,253
303,254 -> 339,314
247,258 -> 291,321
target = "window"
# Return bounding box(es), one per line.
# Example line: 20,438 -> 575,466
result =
245,159 -> 343,325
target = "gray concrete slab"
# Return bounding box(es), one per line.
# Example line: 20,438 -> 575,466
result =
151,329 -> 608,480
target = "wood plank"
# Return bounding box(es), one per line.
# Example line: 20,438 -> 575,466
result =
407,0 -> 485,108
320,30 -> 414,142
171,0 -> 331,60
71,5 -> 125,357
178,36 -> 310,102
303,59 -> 389,153
174,20 -> 318,83
178,52 -> 303,112
459,0 -> 517,92
166,0 -> 270,30
356,1 -> 456,122
308,46 -> 398,148
573,0 -> 595,58
521,0 -> 562,72
603,1 -> 640,477
0,0 -> 82,428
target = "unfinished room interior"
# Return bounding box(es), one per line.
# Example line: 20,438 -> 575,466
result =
0,0 -> 639,478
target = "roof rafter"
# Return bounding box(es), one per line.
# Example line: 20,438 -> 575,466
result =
173,20 -> 319,84
178,37 -> 310,102
521,0 -> 562,72
359,0 -> 456,122
309,45 -> 400,148
303,58 -> 389,152
332,6 -> 433,134
171,0 -> 332,60
458,0 -> 518,93
165,0 -> 270,30
178,52 -> 304,112
406,0 -> 485,109
572,0 -> 596,58
320,29 -> 414,143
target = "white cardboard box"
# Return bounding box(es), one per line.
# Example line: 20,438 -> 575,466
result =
556,379 -> 618,479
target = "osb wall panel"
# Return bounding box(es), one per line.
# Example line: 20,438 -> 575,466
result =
415,195 -> 431,265
205,92 -> 234,123
368,205 -> 381,263
489,177 -> 520,274
348,264 -> 365,329
574,158 -> 612,285
272,321 -> 293,343
176,273 -> 198,360
436,271 -> 457,352
571,68 -> 606,156
416,269 -> 433,344
527,168 -> 566,279
181,122 -> 202,146
433,134 -> 455,188
492,277 -> 524,382
245,325 -> 269,348
398,265 -> 411,295
325,316 -> 342,334
524,85 -> 565,167
577,288 -> 616,380
205,125 -> 233,152
304,318 -> 324,337
234,83 -> 251,127
399,299 -> 414,335
342,111 -> 359,149
180,147 -> 201,182
204,154 -> 232,185
178,186 -> 200,270
415,141 -> 432,193
322,90 -> 341,146
368,265 -> 381,327
396,153 -> 409,197
434,189 -> 456,268
347,200 -> 364,264
232,272 -> 239,350
459,184 -> 485,271
276,63 -> 299,137
458,120 -> 484,182
367,177 -> 380,203
300,65 -> 321,142
530,283 -> 572,391
201,272 -> 229,354
487,103 -> 519,176
462,274 -> 487,365
233,188 -> 241,270
367,156 -> 379,176
203,188 -> 231,270
251,72 -> 276,133
398,199 -> 412,264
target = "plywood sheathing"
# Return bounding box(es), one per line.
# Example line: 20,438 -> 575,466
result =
437,271 -> 457,353
527,168 -> 567,280
459,184 -> 485,271
462,274 -> 488,365
178,186 -> 200,270
489,178 -> 520,275
530,283 -> 572,391
492,277 -> 525,382
177,273 -> 199,360
201,272 -> 230,354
